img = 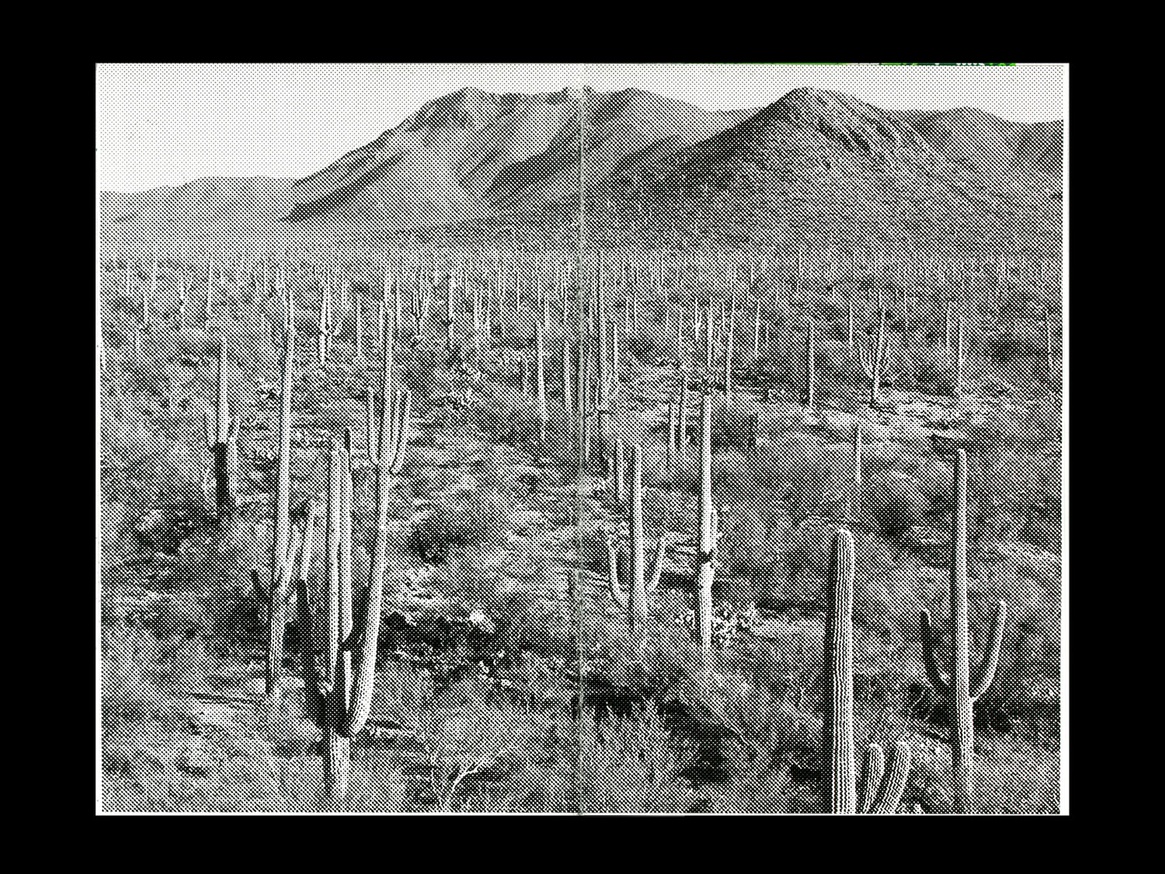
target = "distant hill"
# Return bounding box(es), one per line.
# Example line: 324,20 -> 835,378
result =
896,106 -> 1063,182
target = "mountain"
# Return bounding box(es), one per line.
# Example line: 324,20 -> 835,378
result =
100,87 -> 754,249
590,87 -> 1062,255
99,86 -> 1063,254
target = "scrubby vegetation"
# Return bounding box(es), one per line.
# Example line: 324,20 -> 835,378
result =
100,247 -> 1061,813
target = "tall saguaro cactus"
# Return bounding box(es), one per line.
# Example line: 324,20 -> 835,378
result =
606,444 -> 668,638
535,319 -> 548,449
824,528 -> 857,813
803,313 -> 816,409
824,529 -> 912,814
204,342 -> 240,517
858,290 -> 897,407
266,336 -> 295,698
695,392 -> 715,653
920,449 -> 1007,814
951,313 -> 966,402
296,437 -> 393,802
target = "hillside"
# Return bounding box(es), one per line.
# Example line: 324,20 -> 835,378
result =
590,87 -> 1063,254
896,107 -> 1063,182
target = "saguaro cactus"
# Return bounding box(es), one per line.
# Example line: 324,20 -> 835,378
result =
535,320 -> 548,449
856,741 -> 913,814
824,529 -> 857,813
293,438 -> 392,801
824,529 -> 912,814
695,392 -> 715,653
266,336 -> 295,698
850,421 -> 862,521
858,291 -> 898,407
606,444 -> 668,638
204,342 -> 240,517
920,449 -> 1007,814
803,313 -> 816,409
951,313 -> 966,402
317,278 -> 344,366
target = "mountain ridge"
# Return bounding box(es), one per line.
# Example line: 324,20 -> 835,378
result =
100,85 -> 1062,252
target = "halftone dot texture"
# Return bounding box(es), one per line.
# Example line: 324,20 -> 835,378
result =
100,64 -> 1062,813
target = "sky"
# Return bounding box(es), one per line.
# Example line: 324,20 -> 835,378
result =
97,63 -> 1066,192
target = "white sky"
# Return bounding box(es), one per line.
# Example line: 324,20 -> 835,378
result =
98,63 -> 1066,192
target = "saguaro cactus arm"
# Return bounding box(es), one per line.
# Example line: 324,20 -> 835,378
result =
341,521 -> 388,737
646,535 -> 669,594
856,743 -> 884,814
605,529 -> 629,612
969,600 -> 1007,701
387,389 -> 412,474
865,740 -> 912,814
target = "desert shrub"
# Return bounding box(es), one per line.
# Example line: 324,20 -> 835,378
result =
974,731 -> 1060,814
962,432 -> 1060,549
399,343 -> 461,408
863,470 -> 932,537
101,418 -> 214,553
626,334 -> 668,367
913,343 -> 955,391
101,625 -> 174,729
720,498 -> 793,603
342,749 -> 412,812
407,488 -> 511,564
472,382 -> 541,452
984,328 -> 1025,364
579,704 -> 700,813
711,395 -> 762,450
411,676 -> 577,812
713,435 -> 849,522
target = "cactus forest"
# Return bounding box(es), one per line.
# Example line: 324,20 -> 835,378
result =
99,70 -> 1064,814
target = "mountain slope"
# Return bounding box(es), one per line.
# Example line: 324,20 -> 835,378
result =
896,106 -> 1063,181
591,87 -> 1062,255
101,86 -> 757,247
